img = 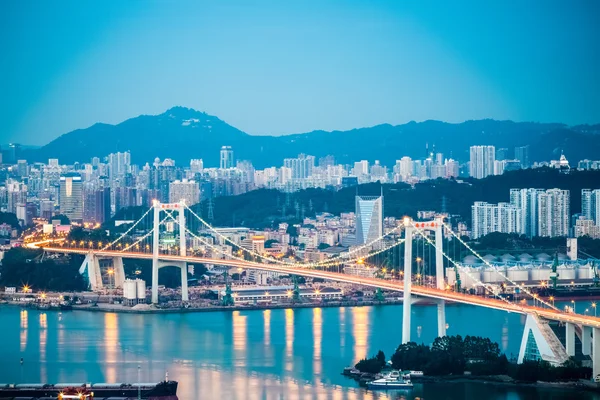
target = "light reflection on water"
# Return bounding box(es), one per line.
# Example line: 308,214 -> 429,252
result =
1,304 -> 599,400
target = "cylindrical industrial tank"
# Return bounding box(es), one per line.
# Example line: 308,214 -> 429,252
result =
577,266 -> 592,280
124,279 -> 137,300
531,268 -> 551,281
508,268 -> 529,282
136,279 -> 147,300
558,267 -> 576,281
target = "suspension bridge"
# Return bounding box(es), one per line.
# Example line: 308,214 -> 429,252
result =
26,200 -> 600,377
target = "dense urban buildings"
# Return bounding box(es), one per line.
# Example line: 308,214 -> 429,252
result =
472,188 -> 574,239
0,139 -> 596,245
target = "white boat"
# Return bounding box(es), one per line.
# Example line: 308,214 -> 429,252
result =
367,370 -> 413,389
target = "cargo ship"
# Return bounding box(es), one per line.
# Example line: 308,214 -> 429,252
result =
0,380 -> 178,399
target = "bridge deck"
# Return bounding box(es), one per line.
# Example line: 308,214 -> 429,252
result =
36,245 -> 600,329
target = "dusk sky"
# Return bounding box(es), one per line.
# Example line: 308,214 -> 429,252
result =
1,0 -> 598,146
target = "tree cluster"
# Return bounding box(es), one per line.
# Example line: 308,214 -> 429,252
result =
509,359 -> 591,382
355,350 -> 386,374
391,335 -> 507,376
0,248 -> 87,291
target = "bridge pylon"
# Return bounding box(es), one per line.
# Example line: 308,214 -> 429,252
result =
403,217 -> 447,343
151,200 -> 188,304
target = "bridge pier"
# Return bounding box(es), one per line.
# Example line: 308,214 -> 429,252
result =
402,221 -> 413,344
437,299 -> 446,337
582,326 -> 592,356
79,252 -> 103,291
180,262 -> 189,302
112,256 -> 125,289
566,322 -> 576,357
152,201 -> 160,304
594,328 -> 600,379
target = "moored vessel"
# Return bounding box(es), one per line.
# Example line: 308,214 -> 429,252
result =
0,380 -> 178,399
367,370 -> 413,389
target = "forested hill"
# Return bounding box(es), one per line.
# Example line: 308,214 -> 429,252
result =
187,168 -> 600,228
24,107 -> 600,167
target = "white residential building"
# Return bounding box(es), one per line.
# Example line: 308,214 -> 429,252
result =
469,145 -> 495,179
538,189 -> 570,237
471,201 -> 522,239
510,188 -> 544,238
582,189 -> 600,224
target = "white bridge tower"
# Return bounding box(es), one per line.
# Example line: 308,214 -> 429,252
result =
151,200 -> 188,304
402,217 -> 446,344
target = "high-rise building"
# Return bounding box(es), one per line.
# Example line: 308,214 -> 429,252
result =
471,201 -> 522,239
352,160 -> 369,177
83,186 -> 111,224
582,189 -> 600,224
510,188 -> 544,238
538,189 -> 570,237
220,146 -> 234,169
445,159 -> 459,178
515,145 -> 530,169
190,159 -> 204,173
169,179 -> 200,205
355,195 -> 383,246
469,145 -> 495,179
283,154 -> 315,180
108,151 -> 131,181
496,148 -> 509,161
318,155 -> 335,168
17,160 -> 28,178
59,174 -> 83,222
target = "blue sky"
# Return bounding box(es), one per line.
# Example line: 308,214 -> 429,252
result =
1,1 -> 598,145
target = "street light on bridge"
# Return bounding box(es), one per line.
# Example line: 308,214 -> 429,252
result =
592,302 -> 597,317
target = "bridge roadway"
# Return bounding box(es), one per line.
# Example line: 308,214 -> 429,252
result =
36,244 -> 600,329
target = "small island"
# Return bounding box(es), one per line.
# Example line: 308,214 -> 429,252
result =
346,334 -> 595,390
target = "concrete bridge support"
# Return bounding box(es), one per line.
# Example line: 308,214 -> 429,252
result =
402,223 -> 413,344
582,325 -> 592,356
79,252 -> 103,291
594,328 -> 600,379
566,322 -> 576,357
112,257 -> 126,289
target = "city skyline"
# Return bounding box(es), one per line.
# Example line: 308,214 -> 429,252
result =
1,1 -> 599,145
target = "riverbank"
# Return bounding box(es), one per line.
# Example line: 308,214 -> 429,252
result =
1,298 -> 404,314
343,370 -> 600,393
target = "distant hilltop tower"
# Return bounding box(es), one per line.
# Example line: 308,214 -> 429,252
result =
220,146 -> 234,169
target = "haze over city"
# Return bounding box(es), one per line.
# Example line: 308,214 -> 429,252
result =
1,1 -> 599,145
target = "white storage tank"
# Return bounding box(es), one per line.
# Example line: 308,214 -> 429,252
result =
123,279 -> 137,301
136,279 -> 147,301
558,266 -> 576,281
508,268 -> 529,282
530,268 -> 551,281
577,266 -> 592,280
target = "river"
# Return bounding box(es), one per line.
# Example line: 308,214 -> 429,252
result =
0,303 -> 597,399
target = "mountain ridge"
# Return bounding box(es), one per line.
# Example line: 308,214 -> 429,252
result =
24,107 -> 600,168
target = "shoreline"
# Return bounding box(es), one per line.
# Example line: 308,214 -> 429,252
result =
1,299 -> 404,314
